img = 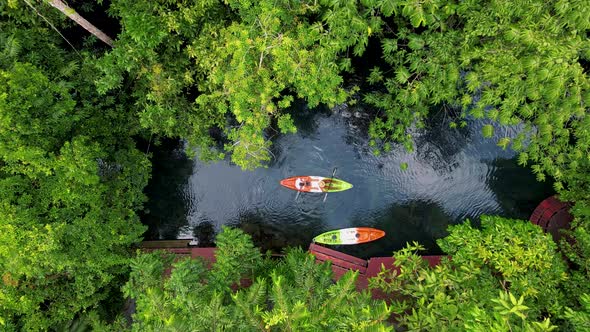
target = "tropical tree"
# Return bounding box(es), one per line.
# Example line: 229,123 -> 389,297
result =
363,2 -> 590,314
97,0 -> 590,177
370,215 -> 568,331
97,0 -> 381,169
564,294 -> 590,330
123,227 -> 392,331
558,196 -> 590,313
0,10 -> 150,330
46,0 -> 114,46
365,0 -> 590,191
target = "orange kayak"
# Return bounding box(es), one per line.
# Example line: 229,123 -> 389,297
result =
312,227 -> 386,245
280,176 -> 353,193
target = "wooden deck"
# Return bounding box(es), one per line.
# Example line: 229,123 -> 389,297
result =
141,241 -> 217,266
308,243 -> 444,293
139,195 -> 573,295
139,241 -> 444,293
529,195 -> 572,241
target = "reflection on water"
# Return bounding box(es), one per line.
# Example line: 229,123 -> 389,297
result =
142,105 -> 554,258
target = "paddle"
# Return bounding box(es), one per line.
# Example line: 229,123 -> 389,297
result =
323,167 -> 337,202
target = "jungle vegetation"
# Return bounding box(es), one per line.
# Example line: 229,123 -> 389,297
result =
0,0 -> 589,330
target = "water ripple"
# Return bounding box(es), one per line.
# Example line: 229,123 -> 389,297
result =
144,107 -> 554,256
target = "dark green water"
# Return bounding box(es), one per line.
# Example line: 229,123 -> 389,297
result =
141,104 -> 553,258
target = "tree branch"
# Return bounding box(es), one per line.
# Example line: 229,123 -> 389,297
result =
47,0 -> 114,47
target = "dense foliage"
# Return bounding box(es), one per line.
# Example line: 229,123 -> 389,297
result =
366,0 -> 590,191
105,218 -> 588,331
1,0 -> 589,330
371,216 -> 568,330
0,3 -> 149,330
120,227 -> 391,331
95,2 -> 590,326
96,0 -> 590,186
97,0 -> 385,169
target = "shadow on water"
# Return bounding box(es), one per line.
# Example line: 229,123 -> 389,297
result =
284,99 -> 331,138
141,103 -> 554,257
192,220 -> 216,247
332,200 -> 449,259
486,158 -> 555,220
229,210 -> 321,253
140,138 -> 193,239
414,109 -> 472,175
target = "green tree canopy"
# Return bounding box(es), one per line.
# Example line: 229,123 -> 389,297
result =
97,0 -> 590,179
366,0 -> 590,192
98,0 -> 382,169
0,10 -> 150,330
371,215 -> 568,330
123,227 -> 392,331
1,0 -> 589,329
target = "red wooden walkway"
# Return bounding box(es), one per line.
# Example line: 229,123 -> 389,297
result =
307,243 -> 443,293
141,240 -> 217,267
140,195 -> 573,294
140,240 -> 444,294
529,195 -> 572,241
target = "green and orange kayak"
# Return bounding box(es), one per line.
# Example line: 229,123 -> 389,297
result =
280,176 -> 353,193
313,227 -> 385,245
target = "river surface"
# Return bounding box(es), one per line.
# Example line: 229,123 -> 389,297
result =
142,103 -> 553,258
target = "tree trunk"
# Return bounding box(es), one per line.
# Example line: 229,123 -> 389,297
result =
47,0 -> 114,47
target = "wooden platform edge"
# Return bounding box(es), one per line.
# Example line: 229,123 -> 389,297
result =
309,243 -> 368,267
140,239 -> 192,249
529,195 -> 573,241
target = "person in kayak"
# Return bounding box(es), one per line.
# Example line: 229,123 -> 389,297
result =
296,178 -> 304,190
296,178 -> 311,190
307,179 -> 325,192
